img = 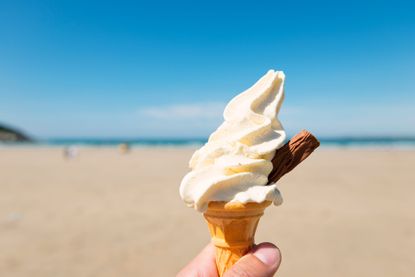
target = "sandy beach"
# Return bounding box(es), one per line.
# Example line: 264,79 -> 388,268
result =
0,147 -> 414,276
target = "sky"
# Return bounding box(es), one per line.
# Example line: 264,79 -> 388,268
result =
0,0 -> 414,139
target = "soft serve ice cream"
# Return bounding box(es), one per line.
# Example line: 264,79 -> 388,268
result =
180,70 -> 286,212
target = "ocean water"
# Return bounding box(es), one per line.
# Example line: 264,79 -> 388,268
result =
2,137 -> 415,148
45,138 -> 207,147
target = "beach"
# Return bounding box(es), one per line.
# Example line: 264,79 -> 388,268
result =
0,147 -> 414,277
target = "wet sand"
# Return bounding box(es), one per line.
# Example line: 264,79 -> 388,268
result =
0,147 -> 414,276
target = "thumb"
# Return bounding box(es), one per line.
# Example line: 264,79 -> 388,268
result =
224,243 -> 281,277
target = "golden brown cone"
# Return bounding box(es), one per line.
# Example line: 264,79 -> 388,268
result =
203,201 -> 272,276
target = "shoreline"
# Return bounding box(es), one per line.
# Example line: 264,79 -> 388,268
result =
2,143 -> 415,151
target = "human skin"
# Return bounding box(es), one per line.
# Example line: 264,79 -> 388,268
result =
177,242 -> 281,277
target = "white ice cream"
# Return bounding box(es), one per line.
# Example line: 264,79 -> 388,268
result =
180,70 -> 286,212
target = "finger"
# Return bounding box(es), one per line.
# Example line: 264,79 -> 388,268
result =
224,242 -> 281,277
177,243 -> 218,277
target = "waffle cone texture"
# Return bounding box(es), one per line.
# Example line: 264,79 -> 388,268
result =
203,201 -> 271,276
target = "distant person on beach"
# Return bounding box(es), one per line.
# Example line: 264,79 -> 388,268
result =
177,242 -> 281,277
118,143 -> 130,154
63,146 -> 78,160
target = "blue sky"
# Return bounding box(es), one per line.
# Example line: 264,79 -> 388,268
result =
0,0 -> 414,138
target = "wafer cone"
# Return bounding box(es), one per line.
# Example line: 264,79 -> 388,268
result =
203,201 -> 272,276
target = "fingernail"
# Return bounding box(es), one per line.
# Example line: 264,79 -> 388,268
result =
252,243 -> 279,266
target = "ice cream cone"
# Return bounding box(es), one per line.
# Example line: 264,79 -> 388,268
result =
203,201 -> 272,276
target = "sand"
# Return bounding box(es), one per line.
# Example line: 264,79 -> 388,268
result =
0,147 -> 414,276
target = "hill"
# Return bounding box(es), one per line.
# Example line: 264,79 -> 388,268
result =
0,124 -> 32,142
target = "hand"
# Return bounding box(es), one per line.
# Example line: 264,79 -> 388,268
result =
177,242 -> 281,277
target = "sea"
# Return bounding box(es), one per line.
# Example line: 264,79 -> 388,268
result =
2,137 -> 415,148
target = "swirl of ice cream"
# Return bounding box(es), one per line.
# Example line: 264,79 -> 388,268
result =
180,70 -> 286,212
